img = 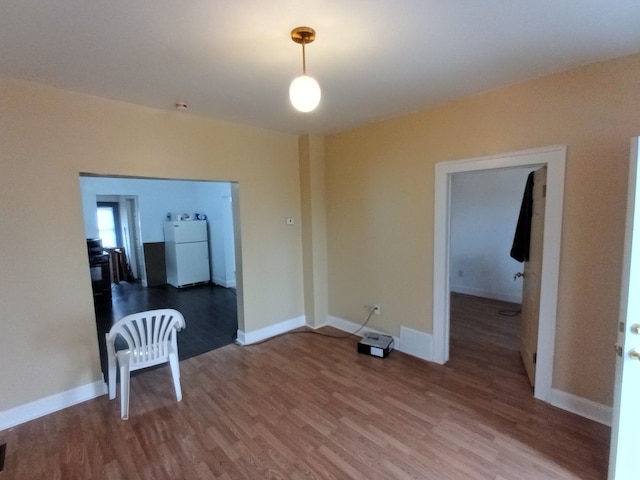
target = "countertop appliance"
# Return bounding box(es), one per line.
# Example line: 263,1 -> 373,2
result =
164,220 -> 210,288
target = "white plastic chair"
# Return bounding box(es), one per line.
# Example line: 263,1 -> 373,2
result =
105,308 -> 186,419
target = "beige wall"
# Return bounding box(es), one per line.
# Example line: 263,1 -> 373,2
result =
3,51 -> 639,415
325,53 -> 640,406
0,77 -> 303,411
299,135 -> 329,327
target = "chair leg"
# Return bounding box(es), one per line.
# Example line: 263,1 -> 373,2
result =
119,362 -> 131,420
168,352 -> 182,402
106,334 -> 117,400
107,355 -> 117,400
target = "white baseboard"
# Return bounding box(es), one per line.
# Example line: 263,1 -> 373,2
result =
550,388 -> 612,426
399,326 -> 433,361
0,380 -> 107,431
326,315 -> 390,340
212,276 -> 236,288
451,285 -> 522,305
236,315 -> 306,345
326,315 -> 369,336
327,316 -> 434,362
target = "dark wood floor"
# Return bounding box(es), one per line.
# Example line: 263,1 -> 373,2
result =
0,293 -> 610,479
94,281 -> 238,380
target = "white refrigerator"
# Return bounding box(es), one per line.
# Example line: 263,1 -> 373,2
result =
164,220 -> 210,288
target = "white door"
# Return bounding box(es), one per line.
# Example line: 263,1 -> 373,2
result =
609,137 -> 640,479
520,166 -> 546,386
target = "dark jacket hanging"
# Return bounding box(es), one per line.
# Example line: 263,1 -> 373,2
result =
510,172 -> 534,263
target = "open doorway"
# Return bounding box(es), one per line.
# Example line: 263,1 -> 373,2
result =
449,167 -> 535,304
448,166 -> 538,389
95,195 -> 143,282
433,145 -> 566,403
78,174 -> 242,379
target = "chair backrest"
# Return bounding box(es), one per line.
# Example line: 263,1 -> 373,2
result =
106,309 -> 185,370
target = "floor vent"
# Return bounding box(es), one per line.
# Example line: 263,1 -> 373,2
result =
0,443 -> 6,471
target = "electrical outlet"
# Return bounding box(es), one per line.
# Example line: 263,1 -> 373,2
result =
372,304 -> 381,315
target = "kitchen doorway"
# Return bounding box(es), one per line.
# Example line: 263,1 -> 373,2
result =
79,174 -> 242,377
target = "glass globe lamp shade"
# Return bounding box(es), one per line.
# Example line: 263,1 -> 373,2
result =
289,74 -> 321,112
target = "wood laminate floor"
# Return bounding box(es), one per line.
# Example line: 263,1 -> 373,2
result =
0,293 -> 610,479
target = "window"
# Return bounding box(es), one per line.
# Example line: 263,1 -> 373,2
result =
97,202 -> 121,248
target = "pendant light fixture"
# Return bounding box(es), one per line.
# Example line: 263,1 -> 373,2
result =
289,26 -> 321,113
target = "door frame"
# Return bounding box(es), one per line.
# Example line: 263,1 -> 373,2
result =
432,145 -> 566,403
123,196 -> 144,282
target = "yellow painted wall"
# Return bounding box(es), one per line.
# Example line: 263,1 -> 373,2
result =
325,53 -> 640,405
0,77 -> 303,411
3,51 -> 639,414
299,135 -> 328,328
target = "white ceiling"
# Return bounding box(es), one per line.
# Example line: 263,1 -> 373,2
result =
2,1 -> 640,135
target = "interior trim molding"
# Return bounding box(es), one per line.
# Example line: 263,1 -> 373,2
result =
550,388 -> 612,426
327,316 -> 433,361
0,380 -> 107,431
212,276 -> 236,288
450,286 -> 521,305
236,315 -> 306,345
399,326 -> 433,361
433,144 -> 567,405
